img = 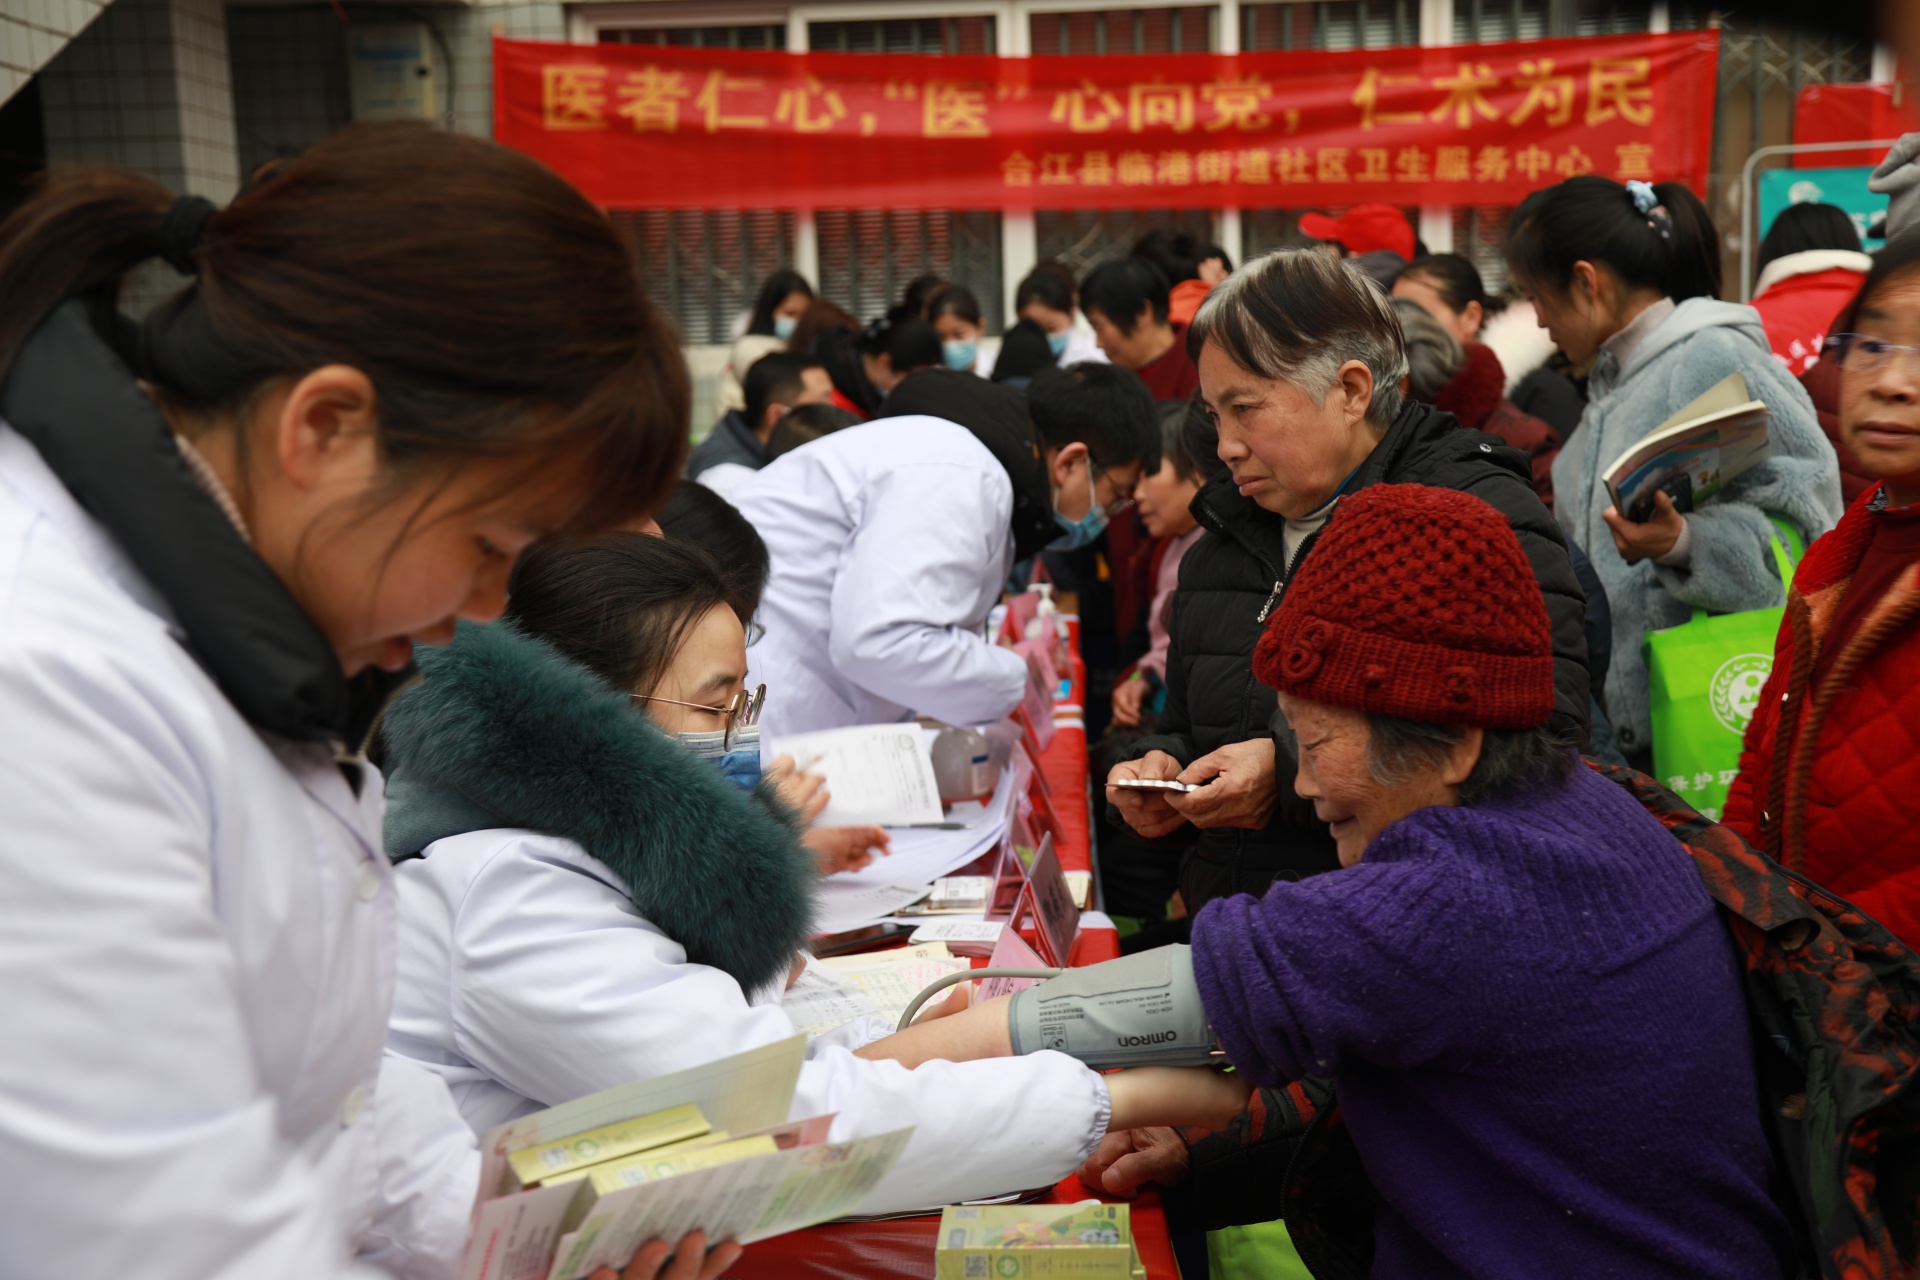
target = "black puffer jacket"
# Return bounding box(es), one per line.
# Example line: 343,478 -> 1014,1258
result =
1124,398 -> 1590,912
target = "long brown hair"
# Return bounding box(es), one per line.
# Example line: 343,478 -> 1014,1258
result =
0,123 -> 688,532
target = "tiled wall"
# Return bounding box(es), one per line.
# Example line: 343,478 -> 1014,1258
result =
1,0 -> 110,106
225,5 -> 348,176
445,1 -> 567,139
37,0 -> 239,201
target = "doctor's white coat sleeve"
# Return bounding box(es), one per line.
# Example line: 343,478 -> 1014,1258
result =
827,461 -> 1029,726
0,646 -> 388,1280
435,835 -> 1112,1213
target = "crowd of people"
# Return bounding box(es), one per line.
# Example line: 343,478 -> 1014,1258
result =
1,115 -> 1917,1280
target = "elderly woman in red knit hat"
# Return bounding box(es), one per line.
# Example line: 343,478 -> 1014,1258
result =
869,484 -> 1790,1279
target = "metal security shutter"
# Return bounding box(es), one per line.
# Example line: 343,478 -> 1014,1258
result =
815,209 -> 1004,331
594,23 -> 794,347
1028,8 -> 1216,282
611,209 -> 796,347
1238,1 -> 1416,52
1448,0 -> 1549,43
598,25 -> 787,48
806,17 -> 995,55
1028,8 -> 1215,56
807,16 -> 1002,329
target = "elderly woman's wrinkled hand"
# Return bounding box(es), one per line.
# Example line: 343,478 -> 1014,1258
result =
1076,1127 -> 1191,1197
1107,752 -> 1189,839
1167,738 -> 1279,830
1601,491 -> 1685,564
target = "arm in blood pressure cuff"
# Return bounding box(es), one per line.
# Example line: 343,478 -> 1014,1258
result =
1006,945 -> 1221,1069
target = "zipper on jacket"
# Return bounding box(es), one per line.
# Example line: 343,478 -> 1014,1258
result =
1255,578 -> 1285,623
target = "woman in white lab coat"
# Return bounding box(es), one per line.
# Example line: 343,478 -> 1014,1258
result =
381,532 -> 1243,1216
0,129 -> 730,1280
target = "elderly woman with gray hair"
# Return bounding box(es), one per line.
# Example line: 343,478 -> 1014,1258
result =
1107,248 -> 1591,919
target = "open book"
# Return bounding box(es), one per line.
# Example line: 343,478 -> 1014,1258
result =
462,1038 -> 911,1280
1602,372 -> 1771,523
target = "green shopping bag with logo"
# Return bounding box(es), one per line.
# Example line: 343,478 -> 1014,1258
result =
1643,524 -> 1801,823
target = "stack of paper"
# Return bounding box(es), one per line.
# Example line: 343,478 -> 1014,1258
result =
812,765 -> 1020,933
461,1038 -> 910,1280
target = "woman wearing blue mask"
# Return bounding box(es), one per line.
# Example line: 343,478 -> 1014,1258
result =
928,283 -> 986,374
379,531 -> 1234,1218
746,267 -> 814,343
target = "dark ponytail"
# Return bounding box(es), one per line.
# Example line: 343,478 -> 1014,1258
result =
1506,174 -> 1721,304
0,123 -> 690,534
1398,253 -> 1488,315
858,314 -> 941,371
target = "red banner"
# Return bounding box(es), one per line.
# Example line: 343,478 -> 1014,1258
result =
495,32 -> 1718,211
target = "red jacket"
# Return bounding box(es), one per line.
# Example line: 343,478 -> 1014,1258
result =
1429,341 -> 1563,510
1724,485 -> 1920,947
1749,250 -> 1870,375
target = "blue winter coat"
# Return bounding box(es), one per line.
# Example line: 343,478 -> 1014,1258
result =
1550,298 -> 1843,753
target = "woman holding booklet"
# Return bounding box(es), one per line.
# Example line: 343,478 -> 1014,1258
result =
380,531 -> 1247,1220
1506,175 -> 1843,761
0,131 -> 732,1279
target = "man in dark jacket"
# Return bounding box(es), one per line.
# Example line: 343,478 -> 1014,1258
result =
1110,250 -> 1589,914
685,351 -> 831,484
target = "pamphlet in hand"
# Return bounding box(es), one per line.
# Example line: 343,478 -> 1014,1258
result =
767,723 -> 944,827
461,1037 -> 911,1280
1602,371 -> 1771,523
1108,778 -> 1198,793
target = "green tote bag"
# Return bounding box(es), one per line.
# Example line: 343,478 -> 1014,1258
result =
1642,525 -> 1801,823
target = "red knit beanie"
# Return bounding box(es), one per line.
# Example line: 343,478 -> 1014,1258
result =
1253,484 -> 1555,729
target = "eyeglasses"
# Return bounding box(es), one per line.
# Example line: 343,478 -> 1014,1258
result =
1090,464 -> 1137,516
632,683 -> 766,750
1826,333 -> 1920,374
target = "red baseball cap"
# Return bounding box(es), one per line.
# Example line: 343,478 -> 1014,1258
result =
1296,204 -> 1416,262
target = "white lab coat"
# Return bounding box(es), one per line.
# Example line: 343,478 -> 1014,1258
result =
730,416 -> 1029,740
388,828 -> 1112,1215
0,424 -> 477,1280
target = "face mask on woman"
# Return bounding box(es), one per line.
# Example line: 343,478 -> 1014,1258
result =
1048,463 -> 1109,551
773,315 -> 797,342
1047,330 -> 1070,358
676,723 -> 763,790
943,338 -> 978,371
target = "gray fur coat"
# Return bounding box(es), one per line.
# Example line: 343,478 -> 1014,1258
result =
1550,297 -> 1844,753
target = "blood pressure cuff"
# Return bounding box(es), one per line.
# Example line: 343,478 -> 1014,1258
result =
1006,945 -> 1220,1069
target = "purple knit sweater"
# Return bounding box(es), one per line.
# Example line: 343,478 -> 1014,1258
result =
1191,762 -> 1791,1278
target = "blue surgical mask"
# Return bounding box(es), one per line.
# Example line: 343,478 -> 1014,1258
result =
943,338 -> 978,371
677,724 -> 763,790
1048,463 -> 1109,551
1046,330 -> 1070,358
773,315 -> 797,342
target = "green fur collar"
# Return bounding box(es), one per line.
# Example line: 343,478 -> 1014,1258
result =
379,621 -> 816,993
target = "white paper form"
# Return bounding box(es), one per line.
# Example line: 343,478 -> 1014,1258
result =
779,964 -> 882,1036
827,765 -> 1017,888
811,880 -> 936,934
820,954 -> 972,1030
546,1127 -> 915,1278
767,723 -> 944,826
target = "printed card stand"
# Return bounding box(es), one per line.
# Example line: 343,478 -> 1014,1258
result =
1004,833 -> 1077,968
